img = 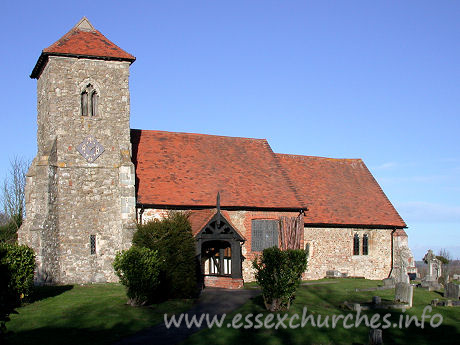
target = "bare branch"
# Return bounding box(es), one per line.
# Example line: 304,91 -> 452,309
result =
1,156 -> 29,230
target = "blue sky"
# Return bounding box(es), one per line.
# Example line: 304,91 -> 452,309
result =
1,1 -> 459,259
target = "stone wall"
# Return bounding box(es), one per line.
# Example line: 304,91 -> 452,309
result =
19,56 -> 136,284
303,227 -> 393,280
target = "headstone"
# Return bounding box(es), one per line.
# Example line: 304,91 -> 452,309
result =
423,249 -> 442,281
445,282 -> 460,300
421,280 -> 442,291
369,329 -> 383,345
326,270 -> 341,278
395,282 -> 413,307
383,277 -> 395,287
452,274 -> 460,281
393,247 -> 412,284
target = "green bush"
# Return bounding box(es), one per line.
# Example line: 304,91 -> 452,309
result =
113,246 -> 162,306
0,243 -> 35,300
253,247 -> 308,311
133,212 -> 199,300
0,243 -> 34,337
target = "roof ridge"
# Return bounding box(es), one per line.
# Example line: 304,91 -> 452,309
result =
131,128 -> 267,142
277,153 -> 363,161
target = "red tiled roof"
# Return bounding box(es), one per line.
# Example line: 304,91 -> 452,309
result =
277,154 -> 406,228
31,17 -> 135,79
131,129 -> 305,210
188,209 -> 245,239
188,209 -> 215,235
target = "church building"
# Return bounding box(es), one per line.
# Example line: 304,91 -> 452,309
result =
19,18 -> 414,288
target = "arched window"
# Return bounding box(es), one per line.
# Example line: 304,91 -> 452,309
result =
362,234 -> 369,255
81,91 -> 88,116
81,84 -> 98,117
353,233 -> 360,255
91,90 -> 98,117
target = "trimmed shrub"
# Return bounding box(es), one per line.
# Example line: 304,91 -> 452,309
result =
133,212 -> 199,300
113,246 -> 162,306
253,247 -> 308,311
0,243 -> 35,300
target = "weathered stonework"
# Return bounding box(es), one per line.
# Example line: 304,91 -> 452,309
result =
19,56 -> 136,284
303,227 -> 393,280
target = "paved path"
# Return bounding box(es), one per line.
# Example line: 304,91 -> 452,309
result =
113,287 -> 260,345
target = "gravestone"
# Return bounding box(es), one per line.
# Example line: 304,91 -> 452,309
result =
369,329 -> 383,345
423,249 -> 442,280
383,277 -> 395,287
395,282 -> 413,307
445,282 -> 460,300
453,274 -> 460,281
421,250 -> 442,290
372,296 -> 382,305
326,270 -> 341,278
394,247 -> 411,284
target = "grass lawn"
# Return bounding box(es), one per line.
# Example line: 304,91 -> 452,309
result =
5,283 -> 194,345
183,279 -> 460,345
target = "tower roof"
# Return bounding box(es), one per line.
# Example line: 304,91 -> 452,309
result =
30,17 -> 135,79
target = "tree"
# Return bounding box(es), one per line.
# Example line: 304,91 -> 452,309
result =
437,248 -> 452,279
133,212 -> 199,300
1,156 -> 29,231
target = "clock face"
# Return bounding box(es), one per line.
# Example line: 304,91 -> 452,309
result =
76,136 -> 105,163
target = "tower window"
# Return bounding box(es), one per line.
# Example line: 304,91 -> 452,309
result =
90,235 -> 96,255
362,234 -> 369,255
81,84 -> 98,117
353,233 -> 360,255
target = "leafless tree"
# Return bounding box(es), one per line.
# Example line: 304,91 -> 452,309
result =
0,211 -> 8,226
1,156 -> 29,230
437,248 -> 452,279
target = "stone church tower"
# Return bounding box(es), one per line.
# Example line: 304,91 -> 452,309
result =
19,18 -> 137,284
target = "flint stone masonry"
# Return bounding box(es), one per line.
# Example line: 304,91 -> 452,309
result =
304,227 -> 393,280
19,56 -> 137,284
